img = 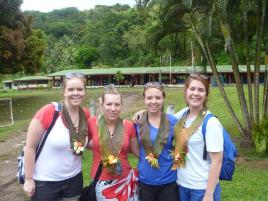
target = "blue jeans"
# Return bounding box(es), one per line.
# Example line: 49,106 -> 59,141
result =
32,172 -> 83,201
179,183 -> 221,201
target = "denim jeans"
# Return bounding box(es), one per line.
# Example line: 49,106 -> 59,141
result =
179,183 -> 221,201
32,172 -> 83,201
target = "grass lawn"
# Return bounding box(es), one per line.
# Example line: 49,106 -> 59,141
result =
1,86 -> 267,200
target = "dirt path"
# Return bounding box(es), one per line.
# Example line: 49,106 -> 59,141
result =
0,93 -> 142,201
0,131 -> 27,201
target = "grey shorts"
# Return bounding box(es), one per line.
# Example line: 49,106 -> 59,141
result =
32,172 -> 83,201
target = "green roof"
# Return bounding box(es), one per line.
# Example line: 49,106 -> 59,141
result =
14,76 -> 51,81
48,65 -> 267,77
2,80 -> 13,83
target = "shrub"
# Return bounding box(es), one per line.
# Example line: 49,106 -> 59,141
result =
252,118 -> 268,155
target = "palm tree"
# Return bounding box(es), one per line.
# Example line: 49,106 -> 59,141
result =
137,0 -> 268,147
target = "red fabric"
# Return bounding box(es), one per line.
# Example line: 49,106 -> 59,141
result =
34,104 -> 56,130
34,103 -> 90,130
102,169 -> 138,201
88,117 -> 136,180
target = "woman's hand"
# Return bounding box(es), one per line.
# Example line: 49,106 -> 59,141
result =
203,152 -> 223,201
132,110 -> 145,124
87,140 -> 93,150
202,194 -> 213,201
23,179 -> 35,197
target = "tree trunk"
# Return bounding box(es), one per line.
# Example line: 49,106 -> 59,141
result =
260,0 -> 267,118
264,41 -> 268,118
264,64 -> 268,118
219,21 -> 252,131
205,42 -> 248,138
243,6 -> 254,121
189,13 -> 248,138
253,0 -> 266,123
240,134 -> 253,148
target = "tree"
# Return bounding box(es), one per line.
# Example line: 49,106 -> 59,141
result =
44,35 -> 76,73
137,0 -> 268,147
74,46 -> 99,68
46,21 -> 75,38
0,0 -> 46,74
22,29 -> 46,74
0,0 -> 23,28
0,26 -> 25,73
114,70 -> 125,85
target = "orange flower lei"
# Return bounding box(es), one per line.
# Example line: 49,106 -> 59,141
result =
98,116 -> 124,175
171,110 -> 206,169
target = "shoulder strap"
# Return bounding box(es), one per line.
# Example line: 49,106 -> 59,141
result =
51,102 -> 62,112
35,102 -> 61,161
202,113 -> 214,160
92,161 -> 103,186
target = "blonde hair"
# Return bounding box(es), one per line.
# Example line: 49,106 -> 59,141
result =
101,84 -> 122,104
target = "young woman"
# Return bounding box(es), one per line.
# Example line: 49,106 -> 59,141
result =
173,74 -> 223,201
23,72 -> 90,201
136,82 -> 179,201
88,85 -> 139,201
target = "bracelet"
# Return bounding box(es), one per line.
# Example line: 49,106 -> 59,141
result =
25,177 -> 33,180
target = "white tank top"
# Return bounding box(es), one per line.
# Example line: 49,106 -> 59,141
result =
34,116 -> 82,181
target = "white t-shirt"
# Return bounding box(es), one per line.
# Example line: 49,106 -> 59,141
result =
34,116 -> 82,181
174,108 -> 223,189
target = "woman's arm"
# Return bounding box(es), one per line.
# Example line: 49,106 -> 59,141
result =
203,152 -> 223,201
173,107 -> 188,120
23,119 -> 45,197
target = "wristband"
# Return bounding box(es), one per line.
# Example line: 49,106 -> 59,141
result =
25,177 -> 33,180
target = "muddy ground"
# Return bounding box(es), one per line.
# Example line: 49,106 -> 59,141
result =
0,130 -> 27,201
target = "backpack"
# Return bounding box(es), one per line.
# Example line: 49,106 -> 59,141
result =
17,102 -> 61,184
202,113 -> 238,181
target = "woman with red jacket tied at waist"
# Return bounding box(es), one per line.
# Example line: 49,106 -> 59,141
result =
88,85 -> 139,201
23,72 -> 90,201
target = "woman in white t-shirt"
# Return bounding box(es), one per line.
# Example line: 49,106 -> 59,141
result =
173,73 -> 223,201
23,72 -> 90,201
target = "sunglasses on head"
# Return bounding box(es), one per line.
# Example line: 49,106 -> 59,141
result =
189,73 -> 209,80
104,84 -> 115,92
144,82 -> 163,89
65,72 -> 85,79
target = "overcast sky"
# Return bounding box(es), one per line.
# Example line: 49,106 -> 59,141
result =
21,0 -> 136,12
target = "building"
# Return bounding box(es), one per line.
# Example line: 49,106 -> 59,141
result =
47,65 -> 268,87
2,76 -> 52,90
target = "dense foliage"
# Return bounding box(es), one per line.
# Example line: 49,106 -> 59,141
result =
0,0 -> 46,74
1,2 -> 267,74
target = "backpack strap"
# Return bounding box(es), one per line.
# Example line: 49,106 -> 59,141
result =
202,113 -> 215,160
51,102 -> 62,112
35,102 -> 61,161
